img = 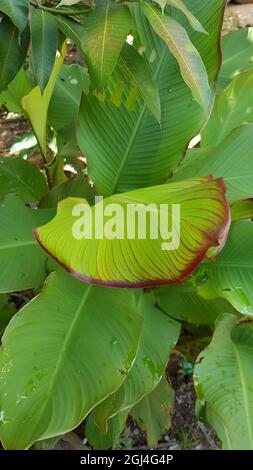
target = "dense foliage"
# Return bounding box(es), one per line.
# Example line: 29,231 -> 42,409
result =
0,0 -> 253,450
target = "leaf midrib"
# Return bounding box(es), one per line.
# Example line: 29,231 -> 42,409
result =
144,2 -> 204,107
109,46 -> 167,195
222,45 -> 253,67
41,11 -> 45,88
0,240 -> 35,251
100,2 -> 109,88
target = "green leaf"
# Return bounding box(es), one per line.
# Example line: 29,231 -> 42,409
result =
81,1 -> 132,90
57,0 -> 81,6
231,199 -> 253,222
118,43 -> 161,123
218,27 -> 253,92
131,375 -> 174,447
194,314 -> 253,450
48,64 -> 90,132
197,222 -> 253,313
0,295 -> 16,338
155,282 -> 235,326
153,0 -> 167,15
0,156 -> 48,203
86,409 -> 129,450
0,16 -> 29,92
202,70 -> 253,148
35,176 -> 230,288
141,2 -> 211,114
31,9 -> 59,92
0,0 -> 29,32
0,269 -> 142,449
57,15 -> 83,50
173,125 -> 253,204
92,293 -> 180,432
0,68 -> 33,113
0,195 -> 54,293
22,43 -> 66,157
166,0 -> 207,33
39,174 -> 95,208
77,0 -> 224,195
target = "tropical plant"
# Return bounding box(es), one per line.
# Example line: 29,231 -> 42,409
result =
0,0 -> 253,451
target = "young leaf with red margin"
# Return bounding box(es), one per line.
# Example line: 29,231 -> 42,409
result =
34,177 -> 230,288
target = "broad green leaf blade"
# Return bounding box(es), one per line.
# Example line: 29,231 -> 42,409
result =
81,2 -> 132,90
93,293 -> 180,431
198,284 -> 252,319
194,314 -> 253,450
0,295 -> 16,338
131,375 -> 174,447
202,70 -> 253,148
0,68 -> 33,113
31,9 -> 59,92
218,27 -> 253,92
155,282 -> 235,326
167,0 -> 206,33
0,156 -> 48,203
141,2 -> 211,114
231,199 -> 253,222
48,64 -> 90,132
173,125 -> 253,204
39,175 -> 95,209
35,177 -> 230,288
0,16 -> 29,92
197,222 -> 253,313
86,409 -> 129,451
0,0 -> 29,32
77,0 -> 224,196
118,43 -> 161,123
0,195 -> 54,293
22,43 -> 66,157
0,270 -> 142,449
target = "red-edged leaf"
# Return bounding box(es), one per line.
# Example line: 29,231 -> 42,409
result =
35,177 -> 230,288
